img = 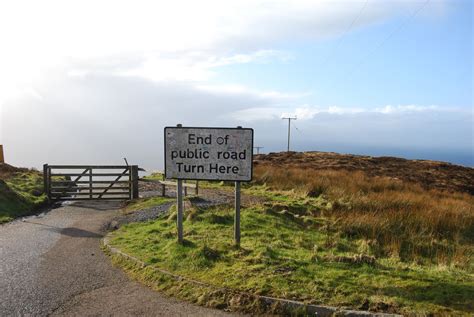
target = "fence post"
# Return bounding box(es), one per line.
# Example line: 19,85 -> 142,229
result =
89,168 -> 93,199
132,165 -> 139,199
43,164 -> 50,202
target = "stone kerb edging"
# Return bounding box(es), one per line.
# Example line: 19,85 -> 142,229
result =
103,237 -> 402,317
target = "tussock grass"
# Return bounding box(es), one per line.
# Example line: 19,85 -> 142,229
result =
253,166 -> 474,267
109,203 -> 474,314
0,169 -> 47,223
108,165 -> 474,314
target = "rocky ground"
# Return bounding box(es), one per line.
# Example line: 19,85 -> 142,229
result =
109,182 -> 265,230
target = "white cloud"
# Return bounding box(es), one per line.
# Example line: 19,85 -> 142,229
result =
0,0 -> 446,103
3,0 -> 468,167
375,105 -> 444,114
195,84 -> 306,101
230,104 -> 467,121
1,70 -> 471,169
117,49 -> 291,82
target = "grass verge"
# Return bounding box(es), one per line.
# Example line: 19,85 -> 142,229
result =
106,252 -> 306,315
0,167 -> 47,223
251,166 -> 474,267
108,203 -> 473,314
107,165 -> 474,314
125,196 -> 174,213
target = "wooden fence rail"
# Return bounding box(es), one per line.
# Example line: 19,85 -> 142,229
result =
43,164 -> 139,201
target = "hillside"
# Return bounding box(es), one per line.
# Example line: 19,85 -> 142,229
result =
107,151 -> 474,315
0,163 -> 47,223
254,151 -> 474,194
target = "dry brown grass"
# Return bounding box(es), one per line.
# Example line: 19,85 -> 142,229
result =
254,151 -> 474,194
0,163 -> 28,180
253,165 -> 474,266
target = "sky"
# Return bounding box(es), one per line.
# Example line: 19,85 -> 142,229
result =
0,0 -> 472,170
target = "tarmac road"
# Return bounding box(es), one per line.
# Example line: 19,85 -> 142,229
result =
0,201 -> 236,316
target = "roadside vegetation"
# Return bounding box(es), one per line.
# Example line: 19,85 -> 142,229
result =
108,164 -> 474,315
252,166 -> 474,267
124,196 -> 173,213
0,164 -> 47,223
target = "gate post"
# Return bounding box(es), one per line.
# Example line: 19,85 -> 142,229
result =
131,165 -> 139,199
89,168 -> 93,199
43,164 -> 50,202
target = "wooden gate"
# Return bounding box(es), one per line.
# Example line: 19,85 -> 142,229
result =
43,165 -> 139,201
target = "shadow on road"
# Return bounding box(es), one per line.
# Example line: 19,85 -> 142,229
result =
23,220 -> 103,238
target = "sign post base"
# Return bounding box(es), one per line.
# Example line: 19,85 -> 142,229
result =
235,181 -> 241,247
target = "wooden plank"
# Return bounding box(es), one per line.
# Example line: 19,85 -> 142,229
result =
50,173 -> 130,177
51,186 -> 129,190
55,167 -> 90,199
51,192 -> 128,197
52,197 -> 129,201
43,164 -> 49,201
89,168 -> 93,199
47,166 -> 52,201
46,164 -> 139,201
48,165 -> 130,169
50,180 -> 131,184
51,188 -> 130,193
131,165 -> 139,199
129,167 -> 132,200
51,192 -> 129,195
98,168 -> 130,198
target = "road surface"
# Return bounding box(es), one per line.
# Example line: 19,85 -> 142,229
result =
0,201 -> 236,316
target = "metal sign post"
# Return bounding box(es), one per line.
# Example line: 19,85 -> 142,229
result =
234,181 -> 241,246
176,124 -> 184,244
177,178 -> 184,244
164,125 -> 253,245
234,126 -> 242,247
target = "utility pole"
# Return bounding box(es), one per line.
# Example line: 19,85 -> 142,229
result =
253,146 -> 264,154
282,116 -> 297,152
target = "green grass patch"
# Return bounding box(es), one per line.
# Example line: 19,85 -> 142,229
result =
125,196 -> 174,212
143,172 -> 164,181
109,203 -> 474,315
106,252 -> 293,314
0,169 -> 47,223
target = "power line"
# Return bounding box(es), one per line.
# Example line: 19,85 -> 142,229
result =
344,0 -> 431,80
293,123 -> 302,134
321,0 -> 369,68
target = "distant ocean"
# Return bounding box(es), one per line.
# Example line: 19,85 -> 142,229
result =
280,143 -> 474,168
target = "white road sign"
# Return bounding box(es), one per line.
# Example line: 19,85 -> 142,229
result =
164,127 -> 253,181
